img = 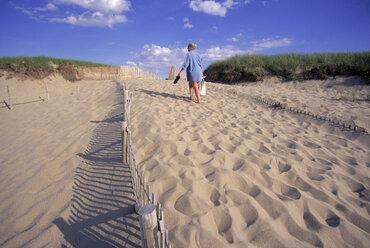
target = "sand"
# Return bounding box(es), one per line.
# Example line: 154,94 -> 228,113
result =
0,73 -> 141,247
126,76 -> 369,248
1,73 -> 369,248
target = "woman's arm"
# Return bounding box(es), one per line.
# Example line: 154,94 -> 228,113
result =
178,68 -> 184,77
179,53 -> 190,76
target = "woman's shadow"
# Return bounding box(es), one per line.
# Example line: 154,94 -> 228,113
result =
53,83 -> 141,248
139,89 -> 190,102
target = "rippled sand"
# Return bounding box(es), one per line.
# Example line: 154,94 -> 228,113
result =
0,74 -> 369,247
127,77 -> 369,248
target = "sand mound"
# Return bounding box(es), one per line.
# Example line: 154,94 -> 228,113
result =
125,77 -> 369,248
0,75 -> 140,247
1,75 -> 369,247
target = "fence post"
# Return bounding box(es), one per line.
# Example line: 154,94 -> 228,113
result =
168,66 -> 175,80
123,84 -> 127,121
45,83 -> 50,101
122,84 -> 128,164
6,85 -> 11,109
121,121 -> 128,164
138,204 -> 158,248
142,171 -> 146,206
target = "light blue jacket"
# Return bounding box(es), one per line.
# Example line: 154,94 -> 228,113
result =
182,50 -> 203,82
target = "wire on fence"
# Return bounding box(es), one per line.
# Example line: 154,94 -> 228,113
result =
251,95 -> 369,135
120,82 -> 171,248
3,84 -> 50,110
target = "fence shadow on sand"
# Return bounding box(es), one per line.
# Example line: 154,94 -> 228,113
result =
53,83 -> 141,248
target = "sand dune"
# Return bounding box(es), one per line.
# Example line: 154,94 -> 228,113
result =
0,74 -> 140,247
125,77 -> 369,248
0,74 -> 369,247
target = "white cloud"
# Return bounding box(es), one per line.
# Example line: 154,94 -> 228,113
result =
11,2 -> 57,16
168,17 -> 175,21
223,0 -> 238,8
131,44 -> 188,75
228,37 -> 239,42
12,3 -> 34,15
126,61 -> 137,66
50,0 -> 131,27
128,38 -> 292,78
54,0 -> 131,13
35,3 -> 58,11
201,45 -> 245,61
184,17 -> 193,28
249,38 -> 292,52
11,0 -> 132,28
189,0 -> 227,16
227,33 -> 242,42
51,11 -> 127,28
184,23 -> 194,28
189,0 -> 245,16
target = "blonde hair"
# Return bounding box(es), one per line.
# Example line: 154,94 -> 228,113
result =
188,43 -> 197,49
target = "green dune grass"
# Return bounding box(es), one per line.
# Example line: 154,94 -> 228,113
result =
0,56 -> 111,78
204,52 -> 370,83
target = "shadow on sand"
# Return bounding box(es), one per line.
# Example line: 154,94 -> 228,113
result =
139,89 -> 190,102
53,83 -> 141,248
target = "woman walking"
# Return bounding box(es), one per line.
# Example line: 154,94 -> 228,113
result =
178,43 -> 203,104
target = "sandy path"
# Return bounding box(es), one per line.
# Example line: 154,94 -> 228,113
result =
124,77 -> 370,248
0,76 -> 140,247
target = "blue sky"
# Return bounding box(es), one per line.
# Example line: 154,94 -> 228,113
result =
1,0 -> 370,78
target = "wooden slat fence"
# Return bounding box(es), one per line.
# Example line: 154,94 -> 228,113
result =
120,82 -> 172,248
2,83 -> 49,110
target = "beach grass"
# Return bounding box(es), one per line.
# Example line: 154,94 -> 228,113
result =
0,56 -> 111,78
0,56 -> 110,69
204,52 -> 370,83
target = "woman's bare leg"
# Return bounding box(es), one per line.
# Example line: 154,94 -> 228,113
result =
193,81 -> 201,104
189,81 -> 194,101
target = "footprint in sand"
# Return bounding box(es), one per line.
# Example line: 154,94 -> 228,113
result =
279,163 -> 291,173
294,176 -> 312,191
184,148 -> 191,156
303,211 -> 322,231
325,214 -> 341,227
345,179 -> 368,199
258,143 -> 271,154
270,157 -> 291,174
210,189 -> 221,206
197,143 -> 215,155
335,204 -> 346,211
338,154 -> 358,166
174,193 -> 209,217
307,172 -> 325,181
201,166 -> 216,183
212,206 -> 234,243
274,182 -> 301,201
287,141 -> 298,149
239,204 -> 259,228
231,158 -> 245,171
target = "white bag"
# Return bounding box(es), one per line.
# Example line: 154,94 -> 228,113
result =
199,80 -> 206,96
